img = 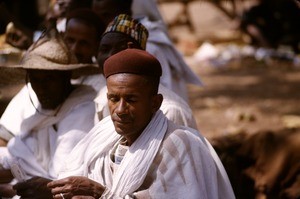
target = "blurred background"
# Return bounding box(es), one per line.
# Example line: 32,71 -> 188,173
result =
0,0 -> 299,198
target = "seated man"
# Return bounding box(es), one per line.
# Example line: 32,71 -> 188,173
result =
96,14 -> 198,129
0,27 -> 96,198
46,49 -> 235,199
0,8 -> 104,146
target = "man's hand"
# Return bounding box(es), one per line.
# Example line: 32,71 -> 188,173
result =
0,183 -> 16,198
13,176 -> 53,199
47,176 -> 106,199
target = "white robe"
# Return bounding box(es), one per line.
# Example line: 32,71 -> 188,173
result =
94,81 -> 198,129
0,85 -> 96,180
135,18 -> 202,102
59,111 -> 235,199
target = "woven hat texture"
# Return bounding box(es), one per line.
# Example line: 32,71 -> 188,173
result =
10,27 -> 91,70
103,14 -> 148,50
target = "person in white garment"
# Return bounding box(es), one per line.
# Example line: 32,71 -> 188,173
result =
0,26 -> 96,198
46,48 -> 235,199
0,8 -> 104,147
92,0 -> 202,102
95,14 -> 198,129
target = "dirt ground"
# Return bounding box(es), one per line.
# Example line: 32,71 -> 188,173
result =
186,56 -> 300,139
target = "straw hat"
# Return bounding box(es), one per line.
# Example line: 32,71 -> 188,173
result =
9,25 -> 99,72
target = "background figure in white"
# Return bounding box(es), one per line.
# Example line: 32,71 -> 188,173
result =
132,0 -> 164,22
132,0 -> 202,101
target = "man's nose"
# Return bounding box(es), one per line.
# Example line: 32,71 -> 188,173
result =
116,99 -> 128,115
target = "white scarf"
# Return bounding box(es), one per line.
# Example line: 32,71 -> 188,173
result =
1,85 -> 96,179
59,110 -> 168,197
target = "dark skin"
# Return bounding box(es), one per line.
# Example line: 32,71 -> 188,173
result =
2,69 -> 74,198
46,74 -> 162,198
47,176 -> 105,199
11,21 -> 146,199
64,18 -> 99,64
107,73 -> 162,145
97,32 -> 142,72
0,2 -> 33,49
28,69 -> 73,110
38,24 -> 148,198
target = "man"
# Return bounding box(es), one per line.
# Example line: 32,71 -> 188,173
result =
64,8 -> 104,64
96,14 -> 198,129
47,49 -> 235,199
0,27 -> 96,198
0,9 -> 104,146
92,0 -> 202,102
63,8 -> 106,91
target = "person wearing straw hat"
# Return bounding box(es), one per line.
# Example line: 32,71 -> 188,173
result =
95,14 -> 198,130
0,26 -> 97,198
0,8 -> 104,146
47,48 -> 235,199
92,0 -> 202,102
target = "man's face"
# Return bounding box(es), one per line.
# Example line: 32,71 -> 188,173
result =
28,69 -> 71,110
107,73 -> 162,145
64,18 -> 98,64
97,32 -> 139,71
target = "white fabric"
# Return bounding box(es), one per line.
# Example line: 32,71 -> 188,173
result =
59,111 -> 235,198
139,17 -> 202,102
94,83 -> 198,129
71,74 -> 106,93
0,85 -> 96,180
56,18 -> 66,33
0,86 -> 34,138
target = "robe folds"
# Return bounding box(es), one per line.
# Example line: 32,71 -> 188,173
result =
59,111 -> 235,199
0,85 -> 96,180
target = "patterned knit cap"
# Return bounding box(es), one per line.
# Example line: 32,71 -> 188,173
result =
103,14 -> 149,50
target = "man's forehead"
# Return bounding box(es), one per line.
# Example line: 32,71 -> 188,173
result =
107,74 -> 148,90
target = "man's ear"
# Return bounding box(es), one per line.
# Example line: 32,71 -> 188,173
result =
151,93 -> 163,113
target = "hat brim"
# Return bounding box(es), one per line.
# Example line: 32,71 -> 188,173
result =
1,62 -> 101,80
9,54 -> 93,71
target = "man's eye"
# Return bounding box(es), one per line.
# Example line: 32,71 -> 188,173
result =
126,98 -> 137,103
108,96 -> 118,102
